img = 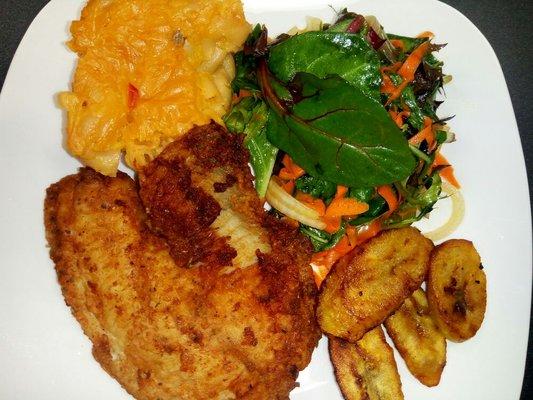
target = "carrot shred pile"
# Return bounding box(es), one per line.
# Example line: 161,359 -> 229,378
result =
408,117 -> 436,149
279,154 -> 305,180
310,220 -> 382,287
433,153 -> 461,188
383,41 -> 430,104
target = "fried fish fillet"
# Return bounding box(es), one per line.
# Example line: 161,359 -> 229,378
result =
329,326 -> 404,400
44,124 -> 320,400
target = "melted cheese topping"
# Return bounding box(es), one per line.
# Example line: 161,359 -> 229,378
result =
59,0 -> 250,175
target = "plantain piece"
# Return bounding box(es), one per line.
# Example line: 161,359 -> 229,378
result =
427,239 -> 487,342
384,288 -> 446,386
318,227 -> 433,342
329,326 -> 404,400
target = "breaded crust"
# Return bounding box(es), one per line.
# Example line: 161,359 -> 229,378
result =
44,125 -> 320,400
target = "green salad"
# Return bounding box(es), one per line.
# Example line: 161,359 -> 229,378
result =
223,9 -> 461,283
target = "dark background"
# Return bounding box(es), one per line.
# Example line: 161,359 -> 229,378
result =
1,0 -> 531,398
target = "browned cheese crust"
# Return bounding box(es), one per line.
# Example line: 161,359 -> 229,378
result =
44,123 -> 320,400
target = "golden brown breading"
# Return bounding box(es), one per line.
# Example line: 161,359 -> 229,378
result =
317,227 -> 433,342
329,326 -> 404,400
44,125 -> 320,400
384,289 -> 446,387
138,122 -> 270,273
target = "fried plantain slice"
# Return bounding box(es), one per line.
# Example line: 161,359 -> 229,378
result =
329,326 -> 404,400
318,227 -> 433,342
427,239 -> 486,342
384,288 -> 446,386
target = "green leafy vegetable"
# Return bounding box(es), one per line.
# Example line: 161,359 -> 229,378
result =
349,195 -> 387,226
295,175 -> 337,200
349,187 -> 374,203
259,65 -> 416,188
268,31 -> 381,100
435,130 -> 448,145
231,25 -> 267,93
384,173 -> 442,228
387,33 -> 427,54
232,52 -> 260,93
300,224 -> 346,252
224,96 -> 278,197
411,172 -> 442,209
401,86 -> 425,130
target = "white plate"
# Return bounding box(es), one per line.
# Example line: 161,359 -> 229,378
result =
0,0 -> 530,399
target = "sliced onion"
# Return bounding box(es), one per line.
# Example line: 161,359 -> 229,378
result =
423,182 -> 465,241
265,177 -> 327,230
365,15 -> 396,62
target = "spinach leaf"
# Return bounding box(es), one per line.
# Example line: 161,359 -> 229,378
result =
295,175 -> 337,200
413,172 -> 442,209
402,85 -> 425,130
349,187 -> 374,203
267,31 -> 381,100
224,96 -> 278,197
384,173 -> 441,228
435,130 -> 448,145
232,51 -> 260,93
300,224 -> 346,252
259,65 -> 416,188
349,195 -> 387,226
387,33 -> 427,54
231,24 -> 267,93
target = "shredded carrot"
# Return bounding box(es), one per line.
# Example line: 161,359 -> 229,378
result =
386,41 -> 431,104
417,31 -> 434,39
346,225 -> 357,246
398,41 -> 431,81
295,192 -> 326,216
389,109 -> 411,128
390,39 -> 405,51
433,153 -> 461,188
323,217 -> 342,234
281,179 -> 295,194
310,220 -> 382,287
279,154 -> 305,180
355,219 -> 382,244
408,117 -> 435,149
381,73 -> 397,95
380,63 -> 402,95
310,235 -> 352,286
335,185 -> 349,199
377,185 -> 399,218
323,196 -> 369,234
326,197 -> 369,218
